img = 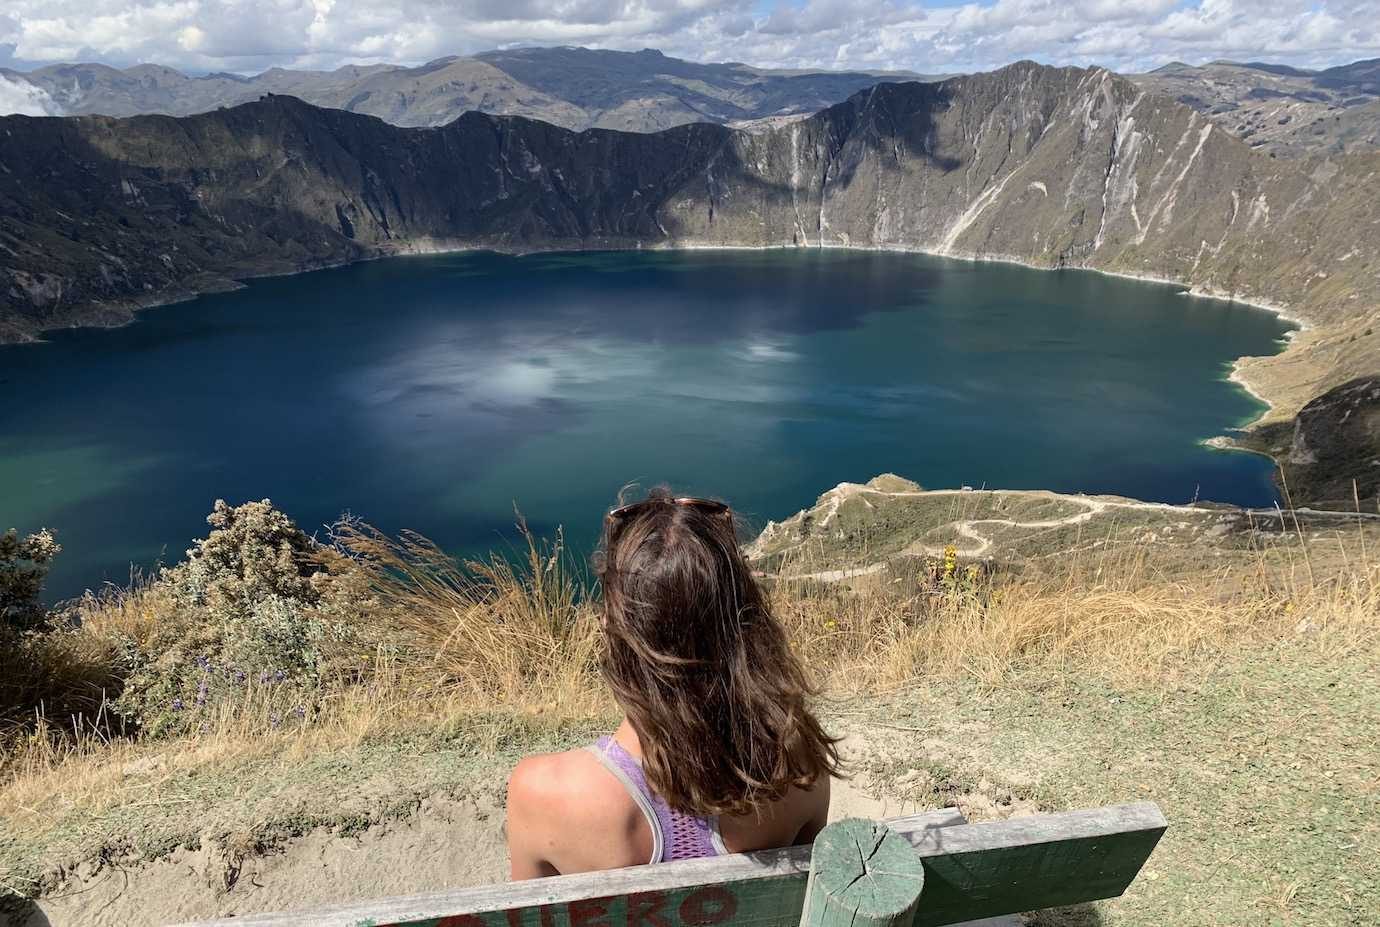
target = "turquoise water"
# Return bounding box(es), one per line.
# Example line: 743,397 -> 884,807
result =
1,249 -> 1291,601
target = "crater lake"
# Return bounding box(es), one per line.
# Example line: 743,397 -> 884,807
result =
1,249 -> 1293,600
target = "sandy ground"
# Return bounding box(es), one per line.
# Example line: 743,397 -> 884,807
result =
13,792 -> 505,927
11,771 -> 1008,927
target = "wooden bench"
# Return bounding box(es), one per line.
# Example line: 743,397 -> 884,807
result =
174,802 -> 1166,927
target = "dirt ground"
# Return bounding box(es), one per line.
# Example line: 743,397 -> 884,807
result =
7,765 -> 937,927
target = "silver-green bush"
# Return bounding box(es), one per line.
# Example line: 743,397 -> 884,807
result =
113,500 -> 367,737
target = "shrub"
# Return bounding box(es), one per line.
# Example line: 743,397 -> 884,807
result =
0,529 -> 132,741
0,528 -> 60,635
113,500 -> 370,737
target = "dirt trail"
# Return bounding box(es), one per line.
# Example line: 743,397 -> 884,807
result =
782,486 -> 1137,579
775,482 -> 1380,581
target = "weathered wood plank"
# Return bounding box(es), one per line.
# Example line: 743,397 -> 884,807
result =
171,804 -> 1165,927
903,803 -> 1167,927
799,819 -> 925,927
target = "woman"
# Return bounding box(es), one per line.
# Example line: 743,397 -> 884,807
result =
506,490 -> 840,878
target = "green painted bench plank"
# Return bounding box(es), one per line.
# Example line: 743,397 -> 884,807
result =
172,803 -> 1166,927
904,804 -> 1166,927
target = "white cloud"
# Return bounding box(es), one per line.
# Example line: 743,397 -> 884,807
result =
0,0 -> 1375,75
0,74 -> 62,114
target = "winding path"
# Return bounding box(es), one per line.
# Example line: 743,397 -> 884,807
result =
768,483 -> 1380,583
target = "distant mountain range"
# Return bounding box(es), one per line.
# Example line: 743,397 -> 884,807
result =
1130,58 -> 1380,156
0,46 -> 928,134
3,47 -> 1378,156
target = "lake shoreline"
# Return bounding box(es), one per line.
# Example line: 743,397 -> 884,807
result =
661,240 -> 1308,426
5,236 -> 1305,490
8,237 -> 1308,417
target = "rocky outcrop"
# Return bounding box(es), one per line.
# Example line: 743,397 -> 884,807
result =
3,62 -> 1379,424
1245,376 -> 1380,510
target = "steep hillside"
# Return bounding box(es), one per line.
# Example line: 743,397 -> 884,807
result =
1131,58 -> 1380,156
0,101 -> 736,339
2,62 -> 1378,456
0,47 -> 917,133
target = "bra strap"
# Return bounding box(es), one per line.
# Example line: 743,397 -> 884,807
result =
584,738 -> 665,863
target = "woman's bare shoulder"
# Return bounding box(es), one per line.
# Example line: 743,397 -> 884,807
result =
508,747 -> 626,817
507,745 -> 648,875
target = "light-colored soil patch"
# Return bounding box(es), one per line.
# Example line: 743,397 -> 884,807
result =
14,794 -> 506,927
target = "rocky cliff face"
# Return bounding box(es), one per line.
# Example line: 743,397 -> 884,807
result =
3,62 -> 1378,424
0,101 -> 733,338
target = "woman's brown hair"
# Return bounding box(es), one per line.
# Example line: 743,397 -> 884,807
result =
595,487 -> 841,817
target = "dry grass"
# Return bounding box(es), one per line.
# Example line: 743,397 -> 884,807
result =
0,668 -> 511,844
0,581 -> 161,739
3,522 -> 1379,851
332,517 -> 606,718
775,561 -> 1380,695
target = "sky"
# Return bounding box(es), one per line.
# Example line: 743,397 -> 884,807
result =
0,0 -> 1376,114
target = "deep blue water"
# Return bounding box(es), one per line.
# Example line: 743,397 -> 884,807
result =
0,249 -> 1292,601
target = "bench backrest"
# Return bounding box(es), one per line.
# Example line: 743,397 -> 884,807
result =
175,802 -> 1166,927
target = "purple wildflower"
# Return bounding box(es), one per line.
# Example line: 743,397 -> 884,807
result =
171,698 -> 185,711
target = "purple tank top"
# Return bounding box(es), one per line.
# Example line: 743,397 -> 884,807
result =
587,735 -> 727,863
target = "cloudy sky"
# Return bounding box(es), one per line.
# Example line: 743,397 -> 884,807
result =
0,0 -> 1376,79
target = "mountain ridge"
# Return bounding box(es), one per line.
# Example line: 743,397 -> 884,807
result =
0,46 -> 929,134
1129,57 -> 1380,156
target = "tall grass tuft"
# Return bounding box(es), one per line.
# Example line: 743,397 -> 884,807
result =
331,515 -> 605,718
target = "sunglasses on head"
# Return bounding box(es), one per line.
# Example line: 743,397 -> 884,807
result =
606,496 -> 730,525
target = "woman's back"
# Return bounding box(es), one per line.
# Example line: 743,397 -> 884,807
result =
506,492 -> 839,879
508,721 -> 829,877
